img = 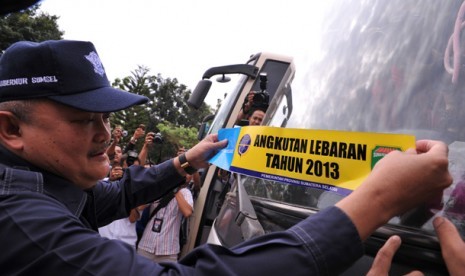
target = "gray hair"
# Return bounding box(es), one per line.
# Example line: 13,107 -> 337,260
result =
0,100 -> 37,123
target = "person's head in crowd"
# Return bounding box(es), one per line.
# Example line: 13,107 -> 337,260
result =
177,146 -> 187,156
248,107 -> 266,126
113,145 -> 123,165
0,40 -> 148,189
109,165 -> 124,181
113,125 -> 124,140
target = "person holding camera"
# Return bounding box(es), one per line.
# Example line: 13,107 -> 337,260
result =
138,131 -> 163,166
235,90 -> 257,125
124,124 -> 146,153
117,124 -> 146,168
235,73 -> 270,126
106,124 -> 144,169
106,125 -> 124,167
235,93 -> 267,126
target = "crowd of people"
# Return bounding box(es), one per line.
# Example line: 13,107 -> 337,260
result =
99,122 -> 200,261
100,70 -> 270,261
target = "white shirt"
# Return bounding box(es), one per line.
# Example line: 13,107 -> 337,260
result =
99,217 -> 137,249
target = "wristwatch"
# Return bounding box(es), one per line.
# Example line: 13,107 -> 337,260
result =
178,153 -> 197,174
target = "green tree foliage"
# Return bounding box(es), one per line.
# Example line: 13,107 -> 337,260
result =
144,122 -> 199,163
0,5 -> 63,52
157,122 -> 199,150
110,66 -> 214,162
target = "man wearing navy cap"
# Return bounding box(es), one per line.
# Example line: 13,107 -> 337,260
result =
0,39 -> 456,275
0,39 -> 227,274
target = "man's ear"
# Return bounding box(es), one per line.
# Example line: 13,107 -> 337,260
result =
0,111 -> 24,150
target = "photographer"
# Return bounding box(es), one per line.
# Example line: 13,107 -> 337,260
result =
122,124 -> 146,154
138,132 -> 163,167
235,90 -> 256,125
235,93 -> 267,126
106,125 -> 124,167
124,150 -> 141,167
117,124 -> 147,168
235,73 -> 270,126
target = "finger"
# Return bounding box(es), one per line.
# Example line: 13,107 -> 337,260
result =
405,147 -> 417,154
416,140 -> 448,155
207,133 -> 219,142
433,217 -> 465,274
217,139 -> 228,149
404,271 -> 424,276
367,235 -> 401,276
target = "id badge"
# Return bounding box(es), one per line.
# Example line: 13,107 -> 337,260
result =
152,218 -> 163,233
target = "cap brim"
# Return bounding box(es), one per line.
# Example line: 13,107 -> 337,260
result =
48,87 -> 149,112
0,0 -> 41,15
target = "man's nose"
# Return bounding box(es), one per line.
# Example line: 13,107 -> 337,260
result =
94,117 -> 111,143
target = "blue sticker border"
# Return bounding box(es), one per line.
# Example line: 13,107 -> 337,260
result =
230,166 -> 352,197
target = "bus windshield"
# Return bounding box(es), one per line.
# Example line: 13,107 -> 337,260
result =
208,74 -> 249,135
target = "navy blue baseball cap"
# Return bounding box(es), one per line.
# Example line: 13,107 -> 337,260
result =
0,40 -> 149,112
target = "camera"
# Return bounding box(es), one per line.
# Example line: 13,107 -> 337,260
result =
252,73 -> 270,110
126,150 -> 139,166
114,126 -> 128,137
154,132 -> 163,144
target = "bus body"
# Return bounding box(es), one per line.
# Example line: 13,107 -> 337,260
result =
184,2 -> 465,274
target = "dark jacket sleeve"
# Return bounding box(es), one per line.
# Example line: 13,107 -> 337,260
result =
179,206 -> 364,276
93,160 -> 185,227
94,159 -> 185,227
1,185 -> 363,276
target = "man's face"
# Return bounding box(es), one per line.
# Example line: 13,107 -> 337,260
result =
248,110 -> 265,126
19,100 -> 111,189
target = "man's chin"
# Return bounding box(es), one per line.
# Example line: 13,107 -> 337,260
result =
78,170 -> 111,189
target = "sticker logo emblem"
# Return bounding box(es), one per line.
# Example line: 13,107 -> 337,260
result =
371,146 -> 400,168
237,134 -> 252,156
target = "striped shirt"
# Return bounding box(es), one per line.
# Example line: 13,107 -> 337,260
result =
138,188 -> 193,255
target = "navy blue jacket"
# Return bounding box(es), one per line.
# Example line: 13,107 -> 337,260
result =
0,145 -> 363,275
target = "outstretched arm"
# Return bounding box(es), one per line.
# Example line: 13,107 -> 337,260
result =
138,132 -> 154,166
336,140 -> 452,240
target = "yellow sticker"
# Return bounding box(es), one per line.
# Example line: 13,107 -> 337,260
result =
222,126 -> 415,195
